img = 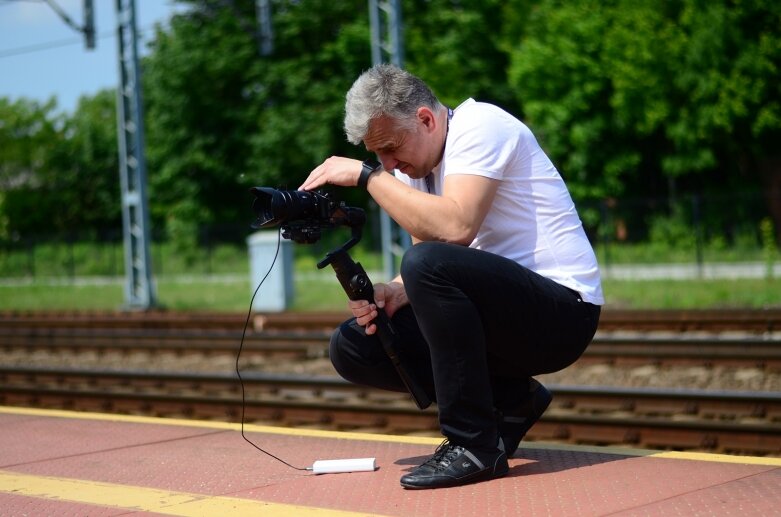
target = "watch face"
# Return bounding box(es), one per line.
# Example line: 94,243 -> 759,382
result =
363,159 -> 381,172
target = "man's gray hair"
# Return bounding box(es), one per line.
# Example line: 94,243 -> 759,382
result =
344,64 -> 444,145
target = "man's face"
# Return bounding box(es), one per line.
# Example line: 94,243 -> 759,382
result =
362,110 -> 438,179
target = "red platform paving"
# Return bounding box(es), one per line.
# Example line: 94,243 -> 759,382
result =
1,406 -> 779,516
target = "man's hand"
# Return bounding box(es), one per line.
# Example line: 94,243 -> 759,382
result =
299,156 -> 363,191
348,281 -> 408,335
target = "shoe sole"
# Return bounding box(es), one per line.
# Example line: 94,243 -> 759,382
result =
400,466 -> 509,490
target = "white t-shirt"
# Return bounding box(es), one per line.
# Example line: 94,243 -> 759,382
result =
395,99 -> 604,305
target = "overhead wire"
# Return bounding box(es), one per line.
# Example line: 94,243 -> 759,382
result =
0,1 -> 265,60
0,23 -> 166,59
42,0 -> 85,34
0,0 -> 169,60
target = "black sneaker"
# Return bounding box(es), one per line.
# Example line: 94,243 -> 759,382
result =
400,440 -> 509,489
497,379 -> 552,458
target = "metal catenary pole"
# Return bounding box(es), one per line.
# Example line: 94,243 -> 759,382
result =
368,0 -> 411,281
115,0 -> 156,309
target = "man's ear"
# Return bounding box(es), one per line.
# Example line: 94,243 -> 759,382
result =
416,106 -> 437,133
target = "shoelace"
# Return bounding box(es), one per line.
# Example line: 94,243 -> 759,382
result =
423,440 -> 465,470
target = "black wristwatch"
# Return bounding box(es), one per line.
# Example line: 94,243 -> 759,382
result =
358,158 -> 382,189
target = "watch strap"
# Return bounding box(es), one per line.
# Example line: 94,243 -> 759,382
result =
358,159 -> 382,189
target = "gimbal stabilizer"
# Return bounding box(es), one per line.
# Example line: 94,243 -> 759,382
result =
250,187 -> 432,410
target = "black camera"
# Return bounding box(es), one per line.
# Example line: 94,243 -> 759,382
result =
250,187 -> 362,244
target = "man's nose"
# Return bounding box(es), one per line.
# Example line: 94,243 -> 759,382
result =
377,153 -> 396,171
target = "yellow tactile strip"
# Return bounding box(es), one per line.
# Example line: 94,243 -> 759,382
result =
0,470 -> 383,516
2,406 -> 778,467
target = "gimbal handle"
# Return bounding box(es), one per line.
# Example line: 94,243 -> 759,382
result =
318,248 -> 432,410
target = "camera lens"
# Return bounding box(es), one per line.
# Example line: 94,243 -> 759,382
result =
250,188 -> 320,228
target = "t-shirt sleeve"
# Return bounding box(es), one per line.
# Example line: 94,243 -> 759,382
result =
443,104 -> 521,181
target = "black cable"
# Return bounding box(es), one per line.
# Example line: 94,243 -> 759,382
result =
235,228 -> 309,471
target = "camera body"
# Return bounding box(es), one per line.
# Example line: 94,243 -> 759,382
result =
250,187 -> 356,244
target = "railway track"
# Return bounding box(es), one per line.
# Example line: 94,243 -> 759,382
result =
3,307 -> 781,332
2,319 -> 780,367
1,365 -> 779,456
1,309 -> 780,456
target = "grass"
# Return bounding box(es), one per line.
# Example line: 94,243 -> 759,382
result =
0,274 -> 779,312
1,237 -> 779,312
0,271 -> 346,312
602,277 -> 781,310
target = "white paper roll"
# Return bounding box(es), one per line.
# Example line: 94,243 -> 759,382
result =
311,457 -> 377,474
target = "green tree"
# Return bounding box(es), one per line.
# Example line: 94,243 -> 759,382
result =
670,0 -> 781,241
245,0 -> 371,189
507,0 -> 677,201
143,0 -> 371,245
143,1 -> 261,247
506,0 -> 781,238
47,90 -> 121,234
403,0 -> 519,113
0,97 -> 62,237
0,92 -> 121,238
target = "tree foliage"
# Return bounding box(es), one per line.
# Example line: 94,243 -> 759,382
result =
506,0 -> 781,236
142,0 -> 371,243
49,91 -> 121,234
0,93 -> 119,237
1,0 -> 779,244
0,98 -> 60,237
403,0 -> 518,112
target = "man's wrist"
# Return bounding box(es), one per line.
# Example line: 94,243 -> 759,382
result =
358,159 -> 382,189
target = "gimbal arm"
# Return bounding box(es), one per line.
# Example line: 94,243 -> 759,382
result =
317,221 -> 432,411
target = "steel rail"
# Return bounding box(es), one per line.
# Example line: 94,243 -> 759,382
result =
1,366 -> 779,455
3,308 -> 781,332
3,327 -> 779,366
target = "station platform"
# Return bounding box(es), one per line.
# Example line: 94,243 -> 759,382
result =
1,406 -> 779,516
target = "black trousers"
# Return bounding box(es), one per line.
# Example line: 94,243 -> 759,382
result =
330,241 -> 601,449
